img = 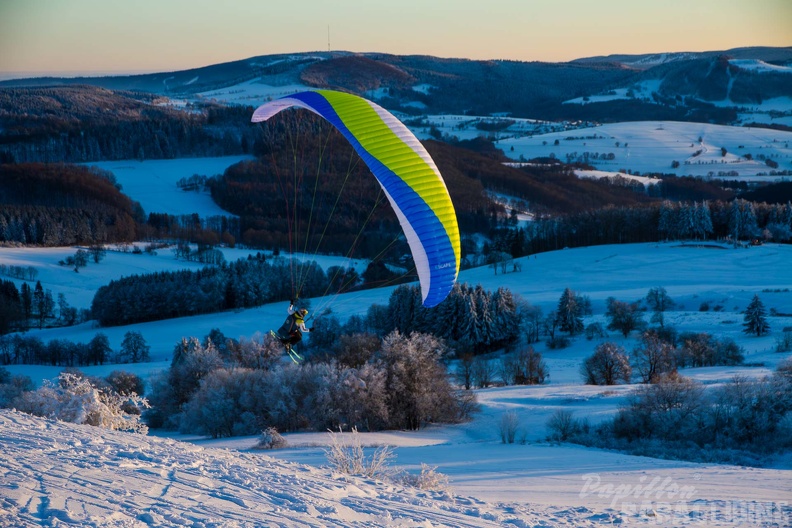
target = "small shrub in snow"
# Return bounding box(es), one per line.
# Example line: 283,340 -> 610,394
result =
0,368 -> 33,408
499,410 -> 520,444
585,322 -> 607,341
546,335 -> 570,350
254,427 -> 288,450
546,410 -> 589,442
324,427 -> 395,480
777,357 -> 792,381
399,463 -> 451,492
14,372 -> 149,433
775,330 -> 792,353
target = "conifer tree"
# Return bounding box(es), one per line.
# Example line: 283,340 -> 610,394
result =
743,294 -> 770,337
555,288 -> 584,336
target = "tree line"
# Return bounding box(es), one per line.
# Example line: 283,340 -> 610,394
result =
0,163 -> 141,245
0,279 -> 87,335
90,253 -> 356,326
0,330 -> 150,367
491,198 -> 792,258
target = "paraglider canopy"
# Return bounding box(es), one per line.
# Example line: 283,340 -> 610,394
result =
251,89 -> 460,307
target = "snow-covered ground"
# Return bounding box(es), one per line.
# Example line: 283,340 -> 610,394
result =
83,156 -> 251,217
3,241 -> 791,365
2,241 -> 792,526
197,79 -> 311,105
0,244 -> 368,313
573,169 -> 661,187
408,114 -> 581,143
729,59 -> 792,74
498,121 -> 792,179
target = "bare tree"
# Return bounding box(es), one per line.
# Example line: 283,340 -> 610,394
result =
471,356 -> 496,388
646,287 -> 675,327
632,331 -> 676,383
605,297 -> 645,337
582,342 -> 631,385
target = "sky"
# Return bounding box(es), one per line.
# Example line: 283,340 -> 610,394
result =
0,0 -> 790,77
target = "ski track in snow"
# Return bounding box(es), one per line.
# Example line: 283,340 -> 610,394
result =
0,410 -> 638,527
2,409 -> 789,527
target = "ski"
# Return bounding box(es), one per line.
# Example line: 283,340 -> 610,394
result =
287,348 -> 303,363
271,330 -> 303,363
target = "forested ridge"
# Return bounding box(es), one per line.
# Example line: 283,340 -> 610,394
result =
211,113 -> 663,256
0,163 -> 141,245
0,85 -> 260,163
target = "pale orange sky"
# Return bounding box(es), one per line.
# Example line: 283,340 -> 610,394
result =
0,0 -> 790,76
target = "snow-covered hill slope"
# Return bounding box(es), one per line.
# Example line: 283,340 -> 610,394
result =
4,242 -> 791,367
498,121 -> 792,179
1,409 -> 618,527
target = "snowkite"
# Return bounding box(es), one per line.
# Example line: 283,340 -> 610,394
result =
251,90 -> 460,307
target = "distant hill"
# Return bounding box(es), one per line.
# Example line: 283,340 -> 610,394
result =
0,85 -> 261,163
570,46 -> 792,69
3,47 -> 789,124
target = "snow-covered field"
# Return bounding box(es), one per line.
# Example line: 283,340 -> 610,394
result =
498,121 -> 792,179
573,169 -> 661,187
0,244 -> 368,314
198,79 -> 311,106
83,156 -> 251,217
2,241 -> 792,526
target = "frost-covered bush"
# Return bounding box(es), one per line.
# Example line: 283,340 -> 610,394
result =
230,333 -> 281,370
315,362 -> 390,432
324,427 -> 395,479
14,372 -> 148,433
499,410 -> 520,444
574,370 -> 792,463
377,331 -> 465,430
254,427 -> 288,449
170,337 -> 224,404
150,331 -> 475,436
179,368 -> 270,438
0,368 -> 33,408
399,463 -> 451,492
